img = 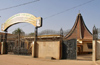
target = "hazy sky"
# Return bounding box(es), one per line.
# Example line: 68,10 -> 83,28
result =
0,0 -> 99,34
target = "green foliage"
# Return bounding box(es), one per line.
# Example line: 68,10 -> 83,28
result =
12,28 -> 25,35
28,32 -> 34,36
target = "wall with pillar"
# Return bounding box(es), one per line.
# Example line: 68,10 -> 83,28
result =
35,41 -> 61,59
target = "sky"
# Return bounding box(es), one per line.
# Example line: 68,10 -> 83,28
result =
0,0 -> 100,34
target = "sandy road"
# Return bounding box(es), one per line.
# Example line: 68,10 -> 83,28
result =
0,54 -> 98,65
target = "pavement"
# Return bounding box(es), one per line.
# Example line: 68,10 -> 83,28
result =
0,54 -> 100,65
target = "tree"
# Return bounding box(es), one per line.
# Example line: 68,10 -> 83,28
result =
28,32 -> 34,36
12,28 -> 25,48
12,28 -> 25,35
38,29 -> 70,36
39,29 -> 58,35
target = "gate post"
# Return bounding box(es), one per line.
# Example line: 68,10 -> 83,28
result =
32,27 -> 38,58
60,28 -> 63,59
92,26 -> 98,61
1,42 -> 3,54
1,31 -> 8,54
0,34 -> 3,54
92,40 -> 97,61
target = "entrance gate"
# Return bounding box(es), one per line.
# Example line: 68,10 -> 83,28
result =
7,42 -> 31,55
0,35 -> 32,55
1,13 -> 42,57
62,39 -> 77,59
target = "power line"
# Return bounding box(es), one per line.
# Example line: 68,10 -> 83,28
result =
8,0 -> 95,32
44,0 -> 95,19
0,0 -> 40,11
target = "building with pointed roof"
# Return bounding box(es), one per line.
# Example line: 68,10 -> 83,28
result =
65,13 -> 93,54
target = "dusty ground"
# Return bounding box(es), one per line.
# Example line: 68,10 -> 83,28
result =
77,54 -> 92,61
0,54 -> 99,65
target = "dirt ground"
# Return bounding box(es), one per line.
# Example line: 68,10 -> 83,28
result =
77,54 -> 92,61
0,54 -> 99,65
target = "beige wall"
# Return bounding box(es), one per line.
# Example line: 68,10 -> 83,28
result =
0,42 -> 1,52
36,41 -> 61,59
83,42 -> 92,52
97,40 -> 100,60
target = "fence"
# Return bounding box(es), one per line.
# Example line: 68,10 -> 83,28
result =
0,34 -> 32,55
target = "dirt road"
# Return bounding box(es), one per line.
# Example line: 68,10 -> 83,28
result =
0,54 -> 99,65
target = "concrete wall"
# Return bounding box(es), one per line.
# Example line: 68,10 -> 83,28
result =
97,40 -> 100,60
83,42 -> 92,52
36,41 -> 61,59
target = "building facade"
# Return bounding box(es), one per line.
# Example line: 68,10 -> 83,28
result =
65,13 -> 93,54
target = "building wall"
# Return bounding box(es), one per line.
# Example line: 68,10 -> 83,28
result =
36,41 -> 61,59
83,42 -> 92,52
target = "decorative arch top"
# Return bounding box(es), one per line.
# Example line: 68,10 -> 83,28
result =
1,13 -> 42,31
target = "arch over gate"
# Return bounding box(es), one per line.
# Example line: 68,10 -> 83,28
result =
1,13 -> 42,56
1,13 -> 42,31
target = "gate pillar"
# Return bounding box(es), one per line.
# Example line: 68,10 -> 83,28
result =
92,26 -> 98,61
32,27 -> 38,58
92,40 -> 97,61
1,31 -> 8,54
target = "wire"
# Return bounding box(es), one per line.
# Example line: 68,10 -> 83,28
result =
0,0 -> 40,11
44,0 -> 95,19
22,0 -> 95,27
8,0 -> 95,32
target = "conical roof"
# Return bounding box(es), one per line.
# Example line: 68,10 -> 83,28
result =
65,13 -> 92,40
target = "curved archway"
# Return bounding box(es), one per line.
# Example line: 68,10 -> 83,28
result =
1,13 -> 42,56
1,13 -> 42,31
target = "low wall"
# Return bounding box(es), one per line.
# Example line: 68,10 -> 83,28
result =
36,41 -> 61,59
97,40 -> 100,60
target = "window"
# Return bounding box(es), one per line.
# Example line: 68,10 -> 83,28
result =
87,43 -> 92,49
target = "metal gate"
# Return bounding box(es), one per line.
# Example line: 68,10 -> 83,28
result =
62,39 -> 77,59
7,40 -> 31,55
6,35 -> 32,55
